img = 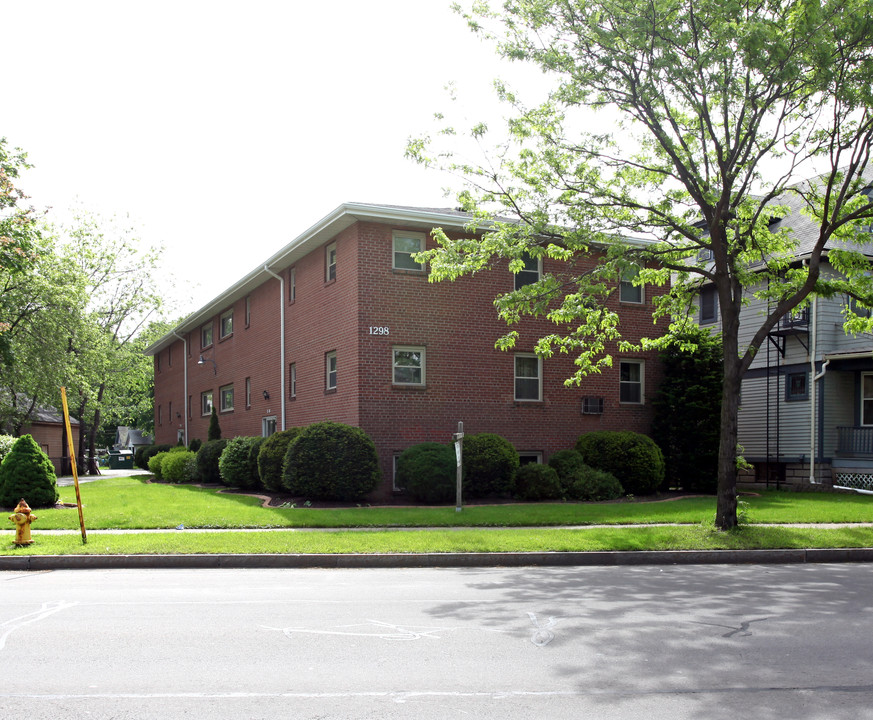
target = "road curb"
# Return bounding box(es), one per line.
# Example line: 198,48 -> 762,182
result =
2,547 -> 873,570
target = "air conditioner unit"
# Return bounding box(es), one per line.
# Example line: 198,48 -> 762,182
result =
581,397 -> 604,415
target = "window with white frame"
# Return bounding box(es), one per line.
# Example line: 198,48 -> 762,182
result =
201,322 -> 213,349
262,416 -> 277,437
700,285 -> 718,324
245,296 -> 251,327
289,267 -> 296,302
619,360 -> 644,404
245,377 -> 251,408
393,346 -> 425,385
289,362 -> 297,398
220,309 -> 233,338
393,231 -> 425,270
219,384 -> 234,412
201,391 -> 213,415
619,266 -> 644,303
326,351 -> 337,390
514,354 -> 541,401
326,243 -> 337,282
514,252 -> 541,290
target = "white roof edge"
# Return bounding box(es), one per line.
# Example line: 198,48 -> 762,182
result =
144,203 -> 487,355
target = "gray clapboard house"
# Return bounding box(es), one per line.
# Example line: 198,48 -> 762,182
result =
696,182 -> 873,491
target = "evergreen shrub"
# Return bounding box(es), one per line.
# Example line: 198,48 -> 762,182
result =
575,430 -> 664,496
651,327 -> 723,492
396,442 -> 457,504
513,463 -> 562,501
161,450 -> 198,483
246,436 -> 266,490
219,436 -> 262,488
462,433 -> 519,498
137,444 -> 173,470
258,428 -> 303,491
283,421 -> 380,501
196,439 -> 228,484
563,465 -> 624,501
0,434 -> 60,508
148,451 -> 169,480
188,438 -> 203,453
547,449 -> 587,487
207,406 -> 221,441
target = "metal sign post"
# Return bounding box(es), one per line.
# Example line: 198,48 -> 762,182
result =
452,421 -> 464,512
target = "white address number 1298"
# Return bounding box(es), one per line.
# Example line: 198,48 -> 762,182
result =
369,326 -> 390,335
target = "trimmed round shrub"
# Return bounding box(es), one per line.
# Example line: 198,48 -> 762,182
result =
161,450 -> 197,483
575,431 -> 664,496
246,437 -> 266,490
283,421 -> 380,501
0,434 -> 17,466
218,436 -> 262,488
513,463 -> 562,501
148,451 -> 169,480
548,449 -> 588,486
462,433 -> 519,498
188,438 -> 203,453
258,428 -> 303,492
0,434 -> 59,509
563,465 -> 624,501
136,443 -> 173,470
396,442 -> 457,504
196,439 -> 228,484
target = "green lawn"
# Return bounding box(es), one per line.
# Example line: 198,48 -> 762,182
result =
1,475 -> 870,556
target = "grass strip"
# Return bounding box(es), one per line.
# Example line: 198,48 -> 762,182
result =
3,526 -> 872,556
40,477 -> 873,531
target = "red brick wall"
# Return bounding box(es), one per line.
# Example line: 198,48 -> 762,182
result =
153,218 -> 667,500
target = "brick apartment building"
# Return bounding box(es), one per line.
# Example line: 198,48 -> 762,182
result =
145,204 -> 666,500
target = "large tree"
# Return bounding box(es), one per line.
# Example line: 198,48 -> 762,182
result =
409,0 -> 873,528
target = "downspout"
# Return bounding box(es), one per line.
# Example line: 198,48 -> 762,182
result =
263,265 -> 286,431
811,350 -> 830,486
172,331 -> 188,445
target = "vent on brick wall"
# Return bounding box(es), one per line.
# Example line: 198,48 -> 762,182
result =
581,397 -> 604,415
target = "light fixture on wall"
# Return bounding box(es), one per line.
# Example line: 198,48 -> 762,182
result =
263,390 -> 270,400
176,412 -> 181,419
198,353 -> 217,375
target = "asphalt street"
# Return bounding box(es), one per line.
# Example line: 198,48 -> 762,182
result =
1,564 -> 872,719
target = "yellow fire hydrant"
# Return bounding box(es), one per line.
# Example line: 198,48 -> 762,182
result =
9,499 -> 37,546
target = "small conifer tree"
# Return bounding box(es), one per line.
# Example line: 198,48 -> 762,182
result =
207,405 -> 221,441
0,434 -> 60,509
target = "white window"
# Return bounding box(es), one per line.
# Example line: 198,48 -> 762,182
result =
393,346 -> 425,385
220,309 -> 233,338
245,377 -> 251,408
262,416 -> 277,437
201,322 -> 213,349
245,296 -> 251,327
326,351 -> 337,390
619,266 -> 644,304
201,391 -> 213,416
326,242 -> 337,282
393,231 -> 425,270
514,252 -> 541,290
289,267 -> 296,302
700,285 -> 718,324
514,354 -> 541,401
289,362 -> 297,398
219,384 -> 234,412
619,360 -> 644,404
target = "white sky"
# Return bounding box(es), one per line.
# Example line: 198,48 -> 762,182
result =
3,0 -> 530,314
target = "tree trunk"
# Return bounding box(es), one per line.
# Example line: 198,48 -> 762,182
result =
715,356 -> 741,529
86,383 -> 105,475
